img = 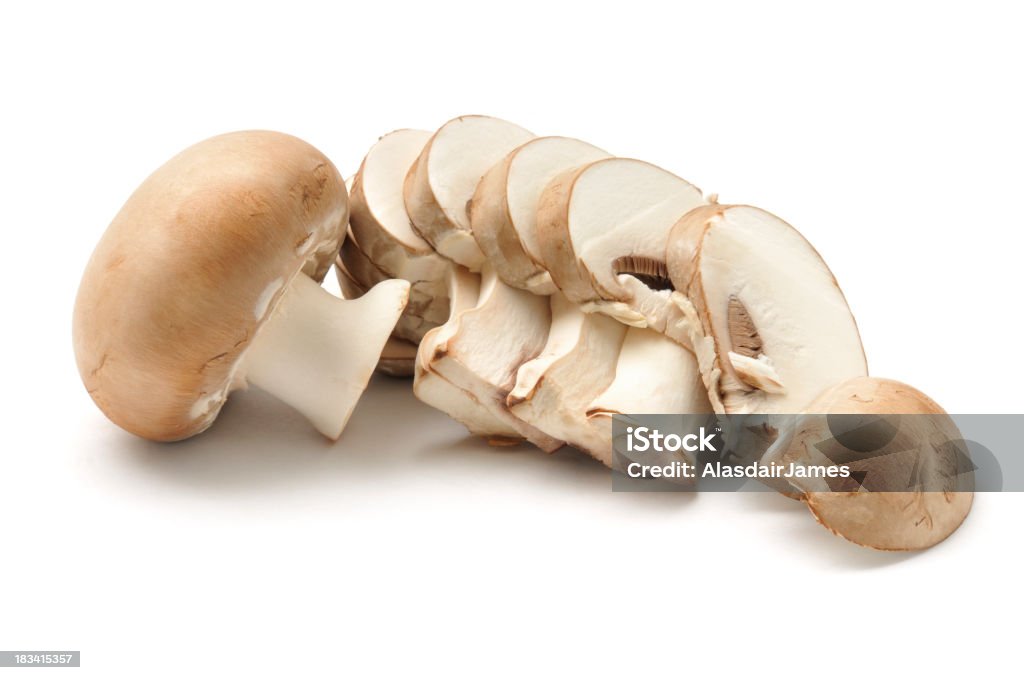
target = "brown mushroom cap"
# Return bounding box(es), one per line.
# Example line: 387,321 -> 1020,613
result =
786,377 -> 974,550
73,131 -> 347,441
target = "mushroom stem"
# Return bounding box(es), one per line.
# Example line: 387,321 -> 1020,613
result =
241,274 -> 410,440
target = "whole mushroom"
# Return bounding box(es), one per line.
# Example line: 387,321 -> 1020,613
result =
73,131 -> 410,441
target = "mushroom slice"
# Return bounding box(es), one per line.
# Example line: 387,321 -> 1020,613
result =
349,129 -> 454,285
536,158 -> 706,329
586,328 -> 712,467
73,131 -> 409,441
340,230 -> 449,344
414,267 -> 520,440
376,337 -> 419,378
667,205 -> 867,414
423,266 -> 562,451
470,136 -> 610,295
763,377 -> 974,551
404,115 -> 535,269
508,309 -> 626,460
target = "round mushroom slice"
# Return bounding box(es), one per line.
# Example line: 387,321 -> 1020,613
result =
404,115 -> 535,269
667,205 -> 867,414
765,377 -> 974,551
536,158 -> 706,329
349,129 -> 453,286
73,131 -> 410,442
470,136 -> 610,295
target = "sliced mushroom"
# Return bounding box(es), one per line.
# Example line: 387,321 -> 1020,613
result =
535,158 -> 705,329
421,266 -> 562,451
667,205 -> 867,414
413,266 -> 521,440
404,115 -> 535,269
470,136 -> 610,295
508,309 -> 627,460
586,327 -> 712,467
339,229 -> 448,344
376,337 -> 419,378
763,377 -> 974,551
349,129 -> 454,287
73,131 -> 409,441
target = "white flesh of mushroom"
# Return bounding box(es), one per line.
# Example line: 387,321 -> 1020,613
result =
471,136 -> 610,294
538,158 -> 705,329
405,115 -> 534,269
350,129 -> 453,284
238,274 -> 410,440
668,205 -> 867,414
414,266 -> 520,439
426,265 -> 561,451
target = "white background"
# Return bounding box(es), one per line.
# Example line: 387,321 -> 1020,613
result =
2,1 -> 1022,678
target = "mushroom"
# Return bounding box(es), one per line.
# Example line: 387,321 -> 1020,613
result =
339,229 -> 448,344
404,115 -> 535,269
585,326 -> 712,467
470,136 -> 610,295
348,129 -> 454,328
508,305 -> 627,460
376,337 -> 419,378
413,267 -> 522,440
334,260 -> 418,378
535,158 -> 706,329
762,377 -> 974,550
73,131 -> 410,441
421,265 -> 561,451
666,204 -> 867,414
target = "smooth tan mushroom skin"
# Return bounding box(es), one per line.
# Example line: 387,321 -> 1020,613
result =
469,137 -> 610,295
666,204 -> 867,414
769,377 -> 974,551
74,131 -> 348,441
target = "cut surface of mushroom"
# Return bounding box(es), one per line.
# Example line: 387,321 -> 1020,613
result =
349,129 -> 453,284
470,136 -> 610,295
536,158 -> 705,328
585,327 -> 712,467
508,310 -> 627,461
667,204 -> 867,414
422,266 -> 561,451
73,131 -> 409,441
413,266 -> 520,439
340,231 -> 449,344
404,115 -> 535,269
762,377 -> 974,551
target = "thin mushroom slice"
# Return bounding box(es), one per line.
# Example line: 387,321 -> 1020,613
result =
508,310 -> 626,461
425,266 -> 562,452
404,115 -> 535,269
667,205 -> 867,414
414,266 -> 521,440
73,131 -> 410,441
349,129 -> 453,285
376,337 -> 419,378
586,327 -> 712,469
764,377 -> 974,551
470,136 -> 610,295
535,158 -> 706,329
339,230 -> 449,344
